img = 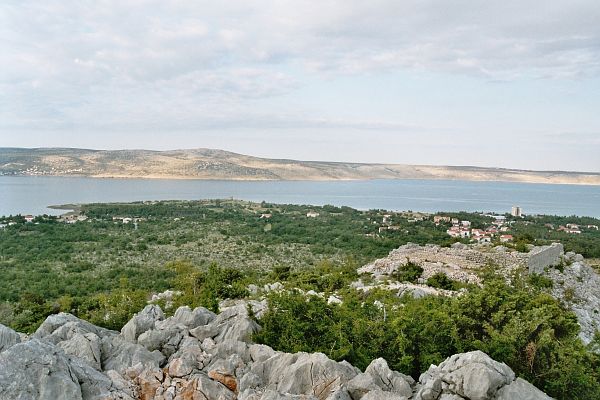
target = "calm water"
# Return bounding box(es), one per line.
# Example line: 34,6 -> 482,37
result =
1,176 -> 599,218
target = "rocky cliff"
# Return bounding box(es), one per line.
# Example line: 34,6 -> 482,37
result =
0,301 -> 551,400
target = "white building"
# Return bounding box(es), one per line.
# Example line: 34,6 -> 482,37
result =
511,206 -> 522,217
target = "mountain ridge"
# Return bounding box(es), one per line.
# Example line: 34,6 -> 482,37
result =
1,147 -> 599,185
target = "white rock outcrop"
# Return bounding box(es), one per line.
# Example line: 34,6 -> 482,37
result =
0,305 -> 552,400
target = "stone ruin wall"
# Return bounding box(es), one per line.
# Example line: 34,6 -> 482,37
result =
527,243 -> 564,274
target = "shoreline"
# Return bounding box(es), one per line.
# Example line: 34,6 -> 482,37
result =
3,173 -> 600,186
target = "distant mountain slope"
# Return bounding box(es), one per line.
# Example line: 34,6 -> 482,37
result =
1,147 -> 599,185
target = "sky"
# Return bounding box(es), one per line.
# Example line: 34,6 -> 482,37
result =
1,1 -> 600,172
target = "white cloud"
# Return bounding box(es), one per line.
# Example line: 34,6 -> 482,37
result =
1,1 -> 600,170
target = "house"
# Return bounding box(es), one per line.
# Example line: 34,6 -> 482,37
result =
471,229 -> 486,238
558,225 -> 581,234
499,226 -> 510,232
587,225 -> 599,230
486,226 -> 498,235
500,234 -> 513,243
461,221 -> 471,228
306,211 -> 320,218
476,236 -> 492,244
0,223 -> 6,229
24,215 -> 34,223
451,218 -> 459,225
446,227 -> 461,238
378,226 -> 388,233
260,213 -> 272,219
382,214 -> 392,224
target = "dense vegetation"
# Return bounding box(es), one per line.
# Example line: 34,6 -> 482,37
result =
1,200 -> 600,399
254,268 -> 600,399
0,200 -> 451,330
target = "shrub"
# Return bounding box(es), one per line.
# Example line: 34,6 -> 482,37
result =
393,260 -> 423,283
426,273 -> 458,290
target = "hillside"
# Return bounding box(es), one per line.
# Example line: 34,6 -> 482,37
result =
1,147 -> 599,185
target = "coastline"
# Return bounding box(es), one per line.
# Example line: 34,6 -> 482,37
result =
4,173 -> 600,186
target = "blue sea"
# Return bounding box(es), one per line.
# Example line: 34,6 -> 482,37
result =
1,176 -> 599,218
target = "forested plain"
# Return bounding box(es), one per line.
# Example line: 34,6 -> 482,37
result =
1,200 -> 600,399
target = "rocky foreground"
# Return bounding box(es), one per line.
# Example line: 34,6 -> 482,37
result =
0,301 -> 551,400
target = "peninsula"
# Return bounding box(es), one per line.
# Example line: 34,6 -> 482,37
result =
1,147 -> 599,185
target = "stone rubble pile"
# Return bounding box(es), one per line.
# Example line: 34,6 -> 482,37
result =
0,302 -> 552,400
357,243 -> 531,286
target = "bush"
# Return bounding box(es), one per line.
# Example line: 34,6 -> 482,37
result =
426,273 -> 458,290
393,260 -> 423,283
528,274 -> 553,289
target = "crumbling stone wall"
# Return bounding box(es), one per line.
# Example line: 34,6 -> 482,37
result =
527,243 -> 564,275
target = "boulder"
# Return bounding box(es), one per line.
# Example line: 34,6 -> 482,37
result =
120,304 -> 164,342
167,346 -> 209,378
346,373 -> 380,400
208,369 -> 238,393
361,390 -> 407,400
137,327 -> 183,357
101,335 -> 165,373
155,306 -> 216,331
0,323 -> 20,352
58,332 -> 102,370
190,303 -> 261,345
256,352 -> 358,400
415,351 -> 516,400
496,378 -> 553,400
249,344 -> 276,363
364,358 -> 413,397
33,313 -> 115,344
134,367 -> 163,400
178,373 -> 236,400
0,339 -> 83,400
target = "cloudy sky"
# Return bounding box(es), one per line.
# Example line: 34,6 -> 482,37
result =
1,1 -> 600,171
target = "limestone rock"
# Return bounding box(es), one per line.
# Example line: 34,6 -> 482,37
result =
58,332 -> 102,370
101,335 -> 165,373
0,323 -> 20,352
496,378 -> 553,400
155,306 -> 216,331
256,352 -> 358,400
33,312 -> 115,344
546,261 -> 600,345
178,373 -> 236,400
415,351 -> 517,400
121,304 -> 164,342
208,369 -> 238,393
0,339 -> 83,400
364,358 -> 413,397
346,373 -> 380,400
361,390 -> 408,400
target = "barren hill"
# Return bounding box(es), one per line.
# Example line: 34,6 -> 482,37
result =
1,147 -> 599,185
